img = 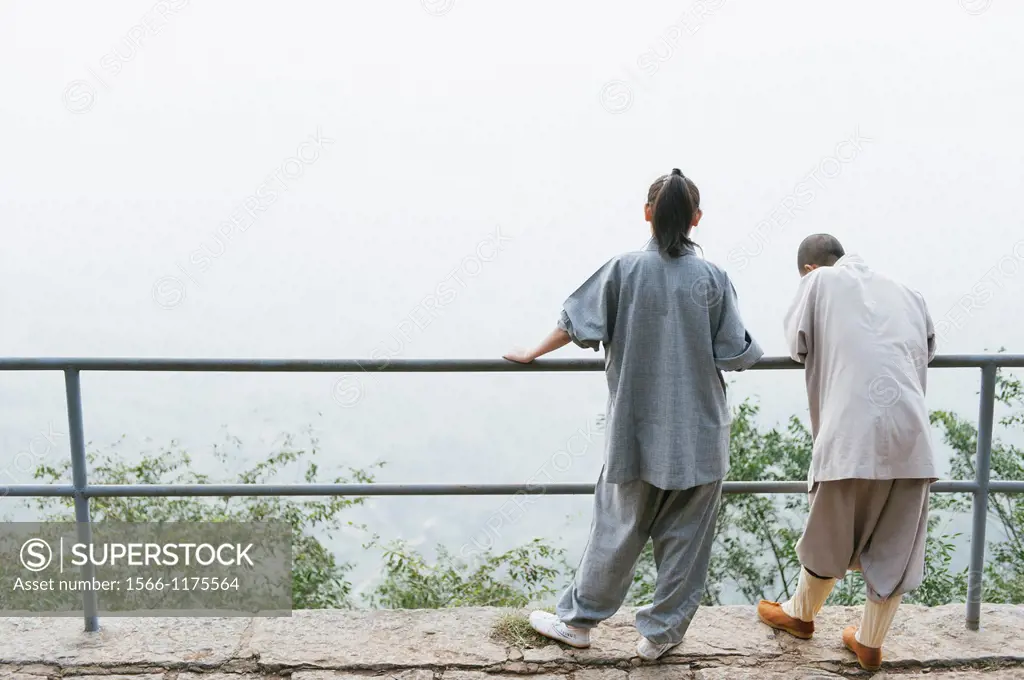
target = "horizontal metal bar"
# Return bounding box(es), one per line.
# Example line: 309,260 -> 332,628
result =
989,480 -> 1024,492
1,355 -> 1024,372
2,479 -> 1018,498
725,481 -> 807,493
85,483 -> 594,497
930,355 -> 1024,368
931,480 -> 980,493
0,358 -> 605,372
0,485 -> 77,497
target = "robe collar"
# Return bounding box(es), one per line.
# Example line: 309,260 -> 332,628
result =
834,253 -> 868,270
643,237 -> 696,255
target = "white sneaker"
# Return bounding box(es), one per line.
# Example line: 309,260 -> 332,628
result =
636,636 -> 679,661
528,611 -> 591,648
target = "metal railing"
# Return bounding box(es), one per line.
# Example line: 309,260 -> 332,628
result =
2,354 -> 1023,633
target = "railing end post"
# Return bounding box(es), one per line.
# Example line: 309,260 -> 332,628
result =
964,364 -> 997,630
65,370 -> 101,633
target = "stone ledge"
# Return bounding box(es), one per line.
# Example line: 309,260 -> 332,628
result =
0,605 -> 1020,678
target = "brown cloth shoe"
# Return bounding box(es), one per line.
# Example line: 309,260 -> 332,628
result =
842,625 -> 882,671
757,600 -> 814,639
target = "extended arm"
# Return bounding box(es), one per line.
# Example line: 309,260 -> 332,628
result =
503,328 -> 572,364
503,258 -> 619,364
924,300 -> 937,362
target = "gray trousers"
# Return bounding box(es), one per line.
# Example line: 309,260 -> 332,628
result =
556,469 -> 723,645
797,479 -> 930,601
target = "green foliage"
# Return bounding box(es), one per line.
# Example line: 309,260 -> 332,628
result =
629,542 -> 657,606
712,403 -> 813,604
929,369 -> 1024,604
826,570 -> 866,606
904,517 -> 968,606
32,429 -> 380,609
364,537 -> 567,608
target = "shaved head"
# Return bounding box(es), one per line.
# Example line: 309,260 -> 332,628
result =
797,233 -> 845,273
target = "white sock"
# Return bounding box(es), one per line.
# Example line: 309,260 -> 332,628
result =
780,568 -> 836,622
857,595 -> 901,648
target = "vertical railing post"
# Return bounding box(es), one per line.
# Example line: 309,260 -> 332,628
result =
965,363 -> 997,631
65,370 -> 100,632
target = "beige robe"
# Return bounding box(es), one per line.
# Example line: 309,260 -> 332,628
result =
783,254 -> 938,490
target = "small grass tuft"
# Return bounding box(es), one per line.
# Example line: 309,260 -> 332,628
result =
490,608 -> 557,648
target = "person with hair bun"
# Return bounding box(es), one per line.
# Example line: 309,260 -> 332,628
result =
503,169 -> 762,660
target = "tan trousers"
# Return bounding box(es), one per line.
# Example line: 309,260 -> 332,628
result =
796,478 -> 930,601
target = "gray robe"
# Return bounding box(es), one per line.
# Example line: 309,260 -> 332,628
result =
783,254 -> 938,600
559,238 -> 763,490
783,254 -> 938,489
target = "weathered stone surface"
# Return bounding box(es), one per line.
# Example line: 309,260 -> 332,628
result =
442,674 -> 563,680
438,673 -> 493,680
75,676 -> 253,680
694,668 -> 843,679
0,670 -> 58,680
885,605 -> 1024,665
908,672 -> 1024,678
0,617 -> 251,667
54,676 -> 162,680
771,604 -> 1024,669
245,608 -> 507,669
666,606 -> 783,661
0,605 -> 1020,676
522,645 -> 566,663
692,667 -> 1024,678
294,672 -> 433,680
868,672 -> 1024,679
569,606 -> 779,665
0,667 -> 61,680
572,670 -> 629,680
630,665 -> 697,679
3,667 -> 57,677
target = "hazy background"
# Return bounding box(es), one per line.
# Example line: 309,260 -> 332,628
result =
2,0 -> 1022,601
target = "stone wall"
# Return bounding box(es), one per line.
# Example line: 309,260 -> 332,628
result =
0,605 -> 1022,679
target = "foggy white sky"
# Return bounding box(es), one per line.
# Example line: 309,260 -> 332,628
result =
1,0 -> 1022,593
2,0 -> 1022,359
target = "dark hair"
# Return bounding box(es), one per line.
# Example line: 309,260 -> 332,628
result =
647,169 -> 700,257
796,233 -> 845,270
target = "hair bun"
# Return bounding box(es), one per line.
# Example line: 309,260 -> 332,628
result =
671,168 -> 683,176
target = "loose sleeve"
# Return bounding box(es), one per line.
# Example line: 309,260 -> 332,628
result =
711,272 -> 763,372
559,258 -> 620,351
923,299 -> 937,362
783,272 -> 819,364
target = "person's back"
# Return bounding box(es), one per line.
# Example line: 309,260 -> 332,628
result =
786,248 -> 936,486
768,234 -> 938,671
577,246 -> 756,489
504,168 -> 761,660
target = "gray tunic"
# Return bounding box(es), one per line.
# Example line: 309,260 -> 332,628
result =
559,238 -> 763,490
